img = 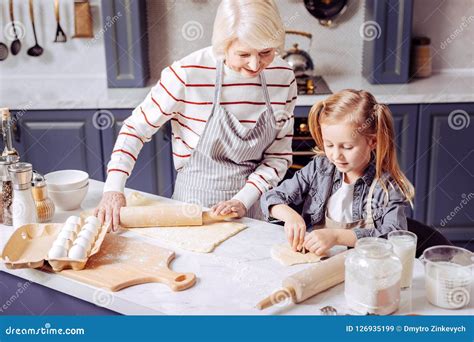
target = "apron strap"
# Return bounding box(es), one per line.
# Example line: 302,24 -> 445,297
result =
259,71 -> 273,114
213,60 -> 225,109
365,178 -> 378,223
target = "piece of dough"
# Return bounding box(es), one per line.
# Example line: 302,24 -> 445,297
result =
271,243 -> 324,266
127,191 -> 162,207
128,221 -> 247,253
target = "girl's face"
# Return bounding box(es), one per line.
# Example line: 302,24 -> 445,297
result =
225,39 -> 275,78
321,122 -> 376,182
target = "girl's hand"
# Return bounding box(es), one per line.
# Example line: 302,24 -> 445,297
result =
304,229 -> 338,256
284,215 -> 307,251
211,199 -> 247,218
94,191 -> 126,232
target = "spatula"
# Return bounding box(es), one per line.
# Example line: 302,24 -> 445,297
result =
53,0 -> 67,42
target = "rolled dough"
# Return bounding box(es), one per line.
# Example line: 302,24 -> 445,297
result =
125,192 -> 246,253
271,243 -> 324,266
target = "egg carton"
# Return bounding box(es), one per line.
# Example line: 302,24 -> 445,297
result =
1,219 -> 108,272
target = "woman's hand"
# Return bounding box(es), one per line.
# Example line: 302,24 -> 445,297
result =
211,199 -> 247,218
304,229 -> 338,256
94,191 -> 126,232
283,214 -> 307,251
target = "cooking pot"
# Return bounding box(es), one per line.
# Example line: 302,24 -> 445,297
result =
304,0 -> 348,27
282,30 -> 314,77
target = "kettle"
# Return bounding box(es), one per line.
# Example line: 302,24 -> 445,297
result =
282,30 -> 314,77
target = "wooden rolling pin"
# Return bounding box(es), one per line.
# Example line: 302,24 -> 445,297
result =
256,250 -> 348,310
120,205 -> 238,228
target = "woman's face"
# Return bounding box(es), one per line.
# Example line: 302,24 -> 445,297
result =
225,40 -> 275,78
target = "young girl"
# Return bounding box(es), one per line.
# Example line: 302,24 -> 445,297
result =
261,89 -> 414,255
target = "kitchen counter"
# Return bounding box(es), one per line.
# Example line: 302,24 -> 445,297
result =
1,179 -> 473,316
3,71 -> 474,110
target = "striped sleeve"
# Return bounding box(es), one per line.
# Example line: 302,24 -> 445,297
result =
232,79 -> 297,210
103,61 -> 186,193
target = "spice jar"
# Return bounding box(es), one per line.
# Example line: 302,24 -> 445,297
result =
32,171 -> 55,223
345,237 -> 402,315
8,162 -> 38,228
0,155 -> 19,225
411,36 -> 432,78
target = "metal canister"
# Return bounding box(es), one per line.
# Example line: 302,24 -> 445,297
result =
8,162 -> 38,228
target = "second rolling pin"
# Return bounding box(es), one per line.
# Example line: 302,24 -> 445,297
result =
256,250 -> 348,310
120,205 -> 238,228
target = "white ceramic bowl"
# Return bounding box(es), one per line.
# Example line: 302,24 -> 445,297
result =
49,182 -> 89,211
45,170 -> 89,192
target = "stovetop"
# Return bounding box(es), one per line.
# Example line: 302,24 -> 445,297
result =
296,75 -> 332,95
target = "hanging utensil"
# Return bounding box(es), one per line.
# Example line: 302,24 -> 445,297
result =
8,0 -> 21,55
73,0 -> 94,38
54,0 -> 67,42
0,6 -> 9,61
282,30 -> 314,77
27,0 -> 43,57
304,0 -> 348,27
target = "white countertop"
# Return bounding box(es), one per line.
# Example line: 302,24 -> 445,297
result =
1,179 -> 473,316
2,71 -> 474,111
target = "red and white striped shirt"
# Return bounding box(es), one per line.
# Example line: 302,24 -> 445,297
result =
104,46 -> 297,209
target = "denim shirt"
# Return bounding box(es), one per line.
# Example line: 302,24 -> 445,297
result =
260,155 -> 409,239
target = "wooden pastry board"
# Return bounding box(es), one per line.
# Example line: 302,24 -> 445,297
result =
55,233 -> 196,292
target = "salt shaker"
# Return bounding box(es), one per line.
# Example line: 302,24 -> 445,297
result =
31,171 -> 55,223
0,155 -> 19,226
8,162 -> 38,228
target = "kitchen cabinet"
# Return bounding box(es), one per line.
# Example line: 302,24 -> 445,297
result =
101,0 -> 150,88
12,110 -> 104,181
414,103 -> 474,247
100,109 -> 176,197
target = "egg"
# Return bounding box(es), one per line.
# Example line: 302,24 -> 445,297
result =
85,216 -> 100,227
83,223 -> 99,235
52,237 -> 72,250
57,229 -> 76,241
48,245 -> 67,259
68,245 -> 87,260
77,229 -> 96,241
73,236 -> 93,252
62,223 -> 80,234
65,216 -> 81,226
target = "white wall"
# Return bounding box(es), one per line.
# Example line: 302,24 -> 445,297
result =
0,0 -> 106,79
1,0 -> 472,82
412,0 -> 474,72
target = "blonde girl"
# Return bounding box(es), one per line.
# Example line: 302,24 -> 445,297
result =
261,89 -> 414,255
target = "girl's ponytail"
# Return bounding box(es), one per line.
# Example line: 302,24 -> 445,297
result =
308,101 -> 325,155
374,104 -> 415,205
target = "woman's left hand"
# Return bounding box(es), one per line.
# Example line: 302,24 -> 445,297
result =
303,229 -> 338,256
211,199 -> 247,218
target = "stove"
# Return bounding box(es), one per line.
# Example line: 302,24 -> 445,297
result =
296,75 -> 332,95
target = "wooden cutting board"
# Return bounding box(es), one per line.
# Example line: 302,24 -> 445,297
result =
57,233 -> 196,292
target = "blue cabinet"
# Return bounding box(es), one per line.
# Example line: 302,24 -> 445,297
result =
100,110 -> 176,197
414,103 -> 474,245
13,110 -> 104,181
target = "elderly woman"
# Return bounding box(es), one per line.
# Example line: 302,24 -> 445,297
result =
95,0 -> 297,230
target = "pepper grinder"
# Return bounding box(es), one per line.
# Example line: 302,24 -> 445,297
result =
0,155 -> 19,225
8,162 -> 38,228
32,171 -> 55,223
